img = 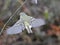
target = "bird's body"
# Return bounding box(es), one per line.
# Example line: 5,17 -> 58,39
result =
20,12 -> 34,23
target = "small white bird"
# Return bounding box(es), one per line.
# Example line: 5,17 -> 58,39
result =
6,12 -> 46,35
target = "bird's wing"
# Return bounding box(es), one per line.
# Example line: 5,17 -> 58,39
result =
6,20 -> 25,35
30,18 -> 46,28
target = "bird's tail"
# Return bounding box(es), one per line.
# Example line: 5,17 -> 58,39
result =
24,22 -> 33,33
25,25 -> 32,33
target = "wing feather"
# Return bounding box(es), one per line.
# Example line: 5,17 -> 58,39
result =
6,20 -> 25,35
31,18 -> 46,28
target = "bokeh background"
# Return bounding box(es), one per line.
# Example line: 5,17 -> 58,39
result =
0,0 -> 60,45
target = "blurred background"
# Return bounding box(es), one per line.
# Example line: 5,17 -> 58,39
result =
0,0 -> 60,45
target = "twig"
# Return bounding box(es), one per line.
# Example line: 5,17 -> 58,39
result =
0,0 -> 27,35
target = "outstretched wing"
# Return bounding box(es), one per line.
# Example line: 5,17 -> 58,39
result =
31,18 -> 46,28
6,20 -> 25,35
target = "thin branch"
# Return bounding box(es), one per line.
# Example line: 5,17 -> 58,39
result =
0,0 -> 27,35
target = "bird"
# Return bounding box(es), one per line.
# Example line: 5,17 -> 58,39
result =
6,12 -> 46,35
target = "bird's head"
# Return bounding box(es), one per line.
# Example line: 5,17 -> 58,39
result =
20,12 -> 27,16
19,12 -> 27,18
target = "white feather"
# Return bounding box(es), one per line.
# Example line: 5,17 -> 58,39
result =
6,20 -> 25,35
31,18 -> 46,27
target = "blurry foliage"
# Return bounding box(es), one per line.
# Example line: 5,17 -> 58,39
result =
0,0 -> 60,26
0,0 -> 60,44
